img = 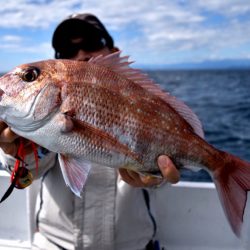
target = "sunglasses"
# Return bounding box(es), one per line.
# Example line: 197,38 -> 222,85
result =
56,37 -> 107,59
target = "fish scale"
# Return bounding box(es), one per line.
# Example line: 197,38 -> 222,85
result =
0,52 -> 250,238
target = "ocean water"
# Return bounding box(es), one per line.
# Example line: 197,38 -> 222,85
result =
147,69 -> 250,181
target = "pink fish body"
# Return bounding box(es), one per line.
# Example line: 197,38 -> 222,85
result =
0,52 -> 249,237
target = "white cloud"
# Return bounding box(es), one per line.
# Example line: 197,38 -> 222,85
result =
0,32 -> 51,58
0,35 -> 23,51
1,35 -> 23,42
195,0 -> 250,16
0,0 -> 82,28
0,0 -> 250,66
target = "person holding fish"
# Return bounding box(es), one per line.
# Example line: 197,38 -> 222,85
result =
0,13 -> 180,250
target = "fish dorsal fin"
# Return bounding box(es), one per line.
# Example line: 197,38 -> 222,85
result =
162,92 -> 205,138
89,52 -> 204,138
88,51 -> 151,83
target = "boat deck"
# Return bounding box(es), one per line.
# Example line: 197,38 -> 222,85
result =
0,170 -> 246,250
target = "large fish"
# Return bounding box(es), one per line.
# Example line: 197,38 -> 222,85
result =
0,52 -> 249,237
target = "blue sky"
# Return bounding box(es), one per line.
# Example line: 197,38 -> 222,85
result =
0,0 -> 250,71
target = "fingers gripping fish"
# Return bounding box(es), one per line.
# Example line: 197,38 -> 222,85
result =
0,52 -> 249,237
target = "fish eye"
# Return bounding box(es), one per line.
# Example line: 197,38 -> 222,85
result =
21,67 -> 40,82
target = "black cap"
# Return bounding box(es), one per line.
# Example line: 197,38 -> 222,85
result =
52,13 -> 114,54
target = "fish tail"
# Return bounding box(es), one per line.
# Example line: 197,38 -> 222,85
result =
213,153 -> 250,237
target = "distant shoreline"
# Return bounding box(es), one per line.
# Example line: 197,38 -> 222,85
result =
1,67 -> 250,76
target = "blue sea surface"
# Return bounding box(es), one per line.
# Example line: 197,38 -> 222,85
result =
147,69 -> 250,181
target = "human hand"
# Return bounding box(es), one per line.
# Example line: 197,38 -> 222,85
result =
0,121 -> 34,156
118,155 -> 180,188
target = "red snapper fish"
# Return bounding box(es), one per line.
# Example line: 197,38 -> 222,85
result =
0,52 -> 249,237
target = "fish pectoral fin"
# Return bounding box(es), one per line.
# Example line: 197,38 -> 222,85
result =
58,154 -> 92,197
56,113 -> 74,133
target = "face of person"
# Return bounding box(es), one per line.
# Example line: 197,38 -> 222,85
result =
56,32 -> 116,61
69,37 -> 112,61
